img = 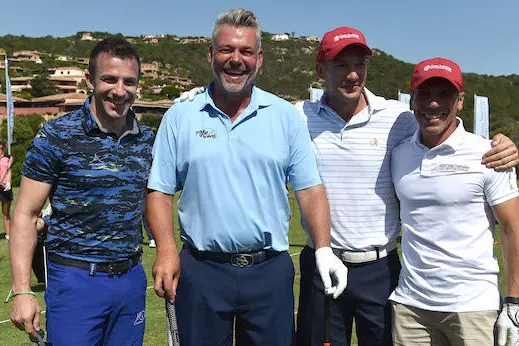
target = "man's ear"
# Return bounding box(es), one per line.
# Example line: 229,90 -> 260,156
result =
457,92 -> 465,112
207,45 -> 213,64
85,71 -> 94,90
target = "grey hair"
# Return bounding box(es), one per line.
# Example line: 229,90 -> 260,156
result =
211,8 -> 262,49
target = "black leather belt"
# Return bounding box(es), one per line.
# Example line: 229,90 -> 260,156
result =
48,252 -> 141,276
185,244 -> 281,268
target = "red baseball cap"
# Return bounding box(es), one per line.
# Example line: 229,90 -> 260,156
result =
410,57 -> 464,92
317,27 -> 372,66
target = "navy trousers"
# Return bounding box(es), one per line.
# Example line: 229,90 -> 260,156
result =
45,260 -> 147,346
176,246 -> 295,346
296,245 -> 401,346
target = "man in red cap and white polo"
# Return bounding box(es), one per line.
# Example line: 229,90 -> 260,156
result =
389,57 -> 519,346
295,28 -> 519,346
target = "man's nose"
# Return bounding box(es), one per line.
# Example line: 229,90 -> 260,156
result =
113,80 -> 125,96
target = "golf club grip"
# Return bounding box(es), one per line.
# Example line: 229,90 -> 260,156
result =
324,295 -> 331,345
165,299 -> 180,346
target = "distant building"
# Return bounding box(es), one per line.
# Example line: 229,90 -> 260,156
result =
49,67 -> 87,94
75,57 -> 89,65
81,32 -> 94,41
271,34 -> 290,41
9,77 -> 33,92
141,62 -> 160,78
55,54 -> 73,62
179,37 -> 209,44
13,50 -> 43,63
305,36 -> 319,42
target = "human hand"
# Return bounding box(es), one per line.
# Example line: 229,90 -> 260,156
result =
314,247 -> 348,299
10,294 -> 42,338
496,302 -> 519,345
4,183 -> 11,191
172,86 -> 204,103
482,134 -> 519,170
152,249 -> 181,303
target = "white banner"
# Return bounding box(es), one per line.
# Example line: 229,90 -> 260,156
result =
398,91 -> 411,106
474,94 -> 489,138
4,57 -> 13,154
309,88 -> 324,102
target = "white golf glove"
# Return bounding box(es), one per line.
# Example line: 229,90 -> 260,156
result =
3,183 -> 11,191
314,247 -> 348,299
496,301 -> 519,346
172,86 -> 205,103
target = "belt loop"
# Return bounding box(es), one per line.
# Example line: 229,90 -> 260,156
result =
376,247 -> 380,260
89,263 -> 97,276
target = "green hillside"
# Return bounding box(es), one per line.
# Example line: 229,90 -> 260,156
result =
1,31 -> 519,142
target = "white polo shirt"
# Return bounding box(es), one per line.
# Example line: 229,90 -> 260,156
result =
390,118 -> 519,312
296,89 -> 417,251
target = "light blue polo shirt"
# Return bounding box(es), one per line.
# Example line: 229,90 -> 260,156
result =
148,84 -> 321,252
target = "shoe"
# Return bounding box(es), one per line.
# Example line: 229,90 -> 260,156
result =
5,235 -> 8,241
149,239 -> 156,248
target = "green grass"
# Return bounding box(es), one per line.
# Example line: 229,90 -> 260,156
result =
0,189 -> 507,345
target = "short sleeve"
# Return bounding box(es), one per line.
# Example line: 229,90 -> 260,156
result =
485,167 -> 519,206
147,108 -> 180,194
286,107 -> 321,190
22,125 -> 63,184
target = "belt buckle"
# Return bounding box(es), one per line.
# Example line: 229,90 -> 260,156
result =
231,254 -> 254,267
107,261 -> 128,276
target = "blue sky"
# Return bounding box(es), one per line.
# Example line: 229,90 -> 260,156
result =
2,0 -> 517,76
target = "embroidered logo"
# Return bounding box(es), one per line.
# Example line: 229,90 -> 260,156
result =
438,163 -> 469,172
370,138 -> 378,146
133,310 -> 145,326
424,64 -> 452,73
196,128 -> 217,139
89,153 -> 104,165
334,33 -> 360,41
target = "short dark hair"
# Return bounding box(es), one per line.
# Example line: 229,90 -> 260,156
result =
88,35 -> 141,78
0,140 -> 5,149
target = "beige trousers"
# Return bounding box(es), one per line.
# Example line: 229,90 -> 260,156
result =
392,302 -> 498,346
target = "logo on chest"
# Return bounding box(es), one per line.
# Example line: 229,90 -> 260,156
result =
196,128 -> 217,139
438,163 -> 469,173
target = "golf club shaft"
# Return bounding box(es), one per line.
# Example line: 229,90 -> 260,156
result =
324,294 -> 331,346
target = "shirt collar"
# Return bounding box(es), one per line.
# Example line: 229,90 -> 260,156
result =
316,87 -> 384,126
82,96 -> 140,137
199,81 -> 272,117
410,116 -> 466,150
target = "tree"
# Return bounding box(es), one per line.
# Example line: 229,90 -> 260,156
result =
30,73 -> 57,98
160,85 -> 181,99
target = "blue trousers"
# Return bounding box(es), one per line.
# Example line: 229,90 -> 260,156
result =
176,247 -> 295,346
45,260 -> 147,346
296,246 -> 400,346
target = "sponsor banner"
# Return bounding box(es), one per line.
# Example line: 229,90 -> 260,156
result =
398,91 -> 410,106
474,94 -> 489,138
310,88 -> 324,102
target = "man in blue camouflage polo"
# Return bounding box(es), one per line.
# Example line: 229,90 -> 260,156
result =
9,36 -> 154,346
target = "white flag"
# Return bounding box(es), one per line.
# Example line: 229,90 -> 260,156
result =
309,88 -> 324,102
4,57 -> 14,154
474,94 -> 489,138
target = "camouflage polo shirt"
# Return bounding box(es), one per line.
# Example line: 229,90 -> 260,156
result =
23,97 -> 155,262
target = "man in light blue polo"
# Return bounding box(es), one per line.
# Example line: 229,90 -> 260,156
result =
146,8 -> 347,346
